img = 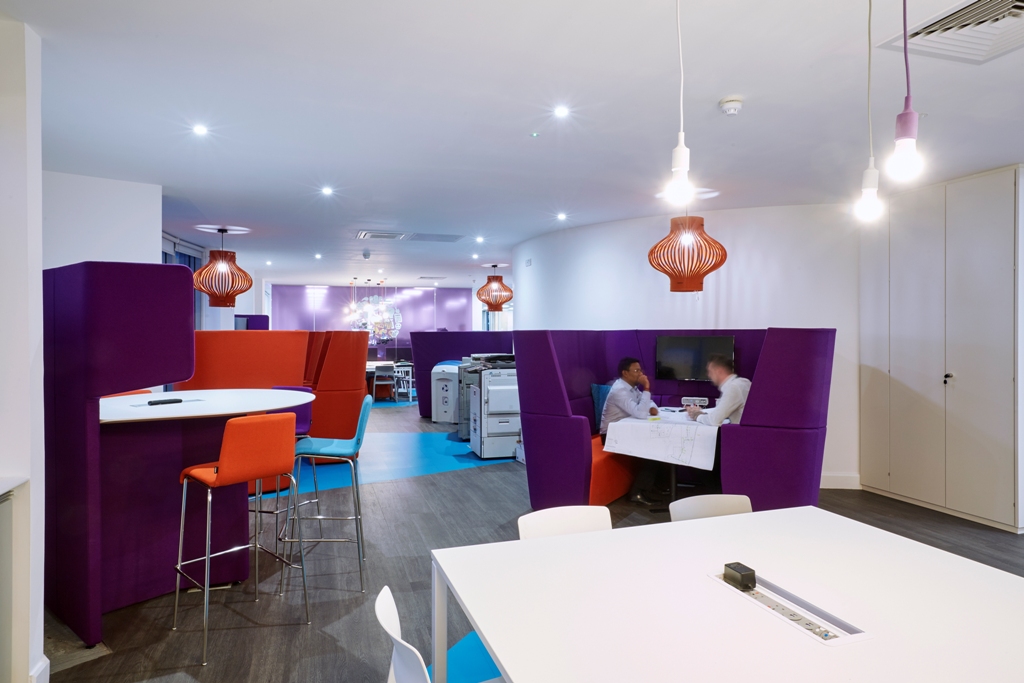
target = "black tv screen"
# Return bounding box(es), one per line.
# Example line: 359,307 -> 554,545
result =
655,336 -> 735,381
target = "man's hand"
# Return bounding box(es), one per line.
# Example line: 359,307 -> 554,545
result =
649,406 -> 659,416
637,373 -> 651,392
685,405 -> 703,420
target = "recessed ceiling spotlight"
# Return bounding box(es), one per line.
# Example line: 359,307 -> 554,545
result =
192,124 -> 208,135
315,253 -> 322,259
472,254 -> 479,259
378,268 -> 384,273
266,261 -> 272,265
554,106 -> 570,118
557,213 -> 567,220
475,236 -> 484,243
434,282 -> 439,286
321,186 -> 333,196
531,132 -> 539,138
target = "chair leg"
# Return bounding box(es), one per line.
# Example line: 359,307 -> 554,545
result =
286,473 -> 311,624
346,459 -> 365,593
310,458 -> 324,538
172,479 -> 188,631
202,487 -> 212,666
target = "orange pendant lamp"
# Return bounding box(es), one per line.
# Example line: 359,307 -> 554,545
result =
193,227 -> 253,307
648,216 -> 726,292
476,265 -> 513,312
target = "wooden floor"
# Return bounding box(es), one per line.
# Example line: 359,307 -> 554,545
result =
50,405 -> 1024,683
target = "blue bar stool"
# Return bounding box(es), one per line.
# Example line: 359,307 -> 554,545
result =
283,394 -> 372,592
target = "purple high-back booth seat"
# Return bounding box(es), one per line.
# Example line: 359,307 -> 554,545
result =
44,262 -> 196,646
270,385 -> 313,435
410,331 -> 514,418
514,328 -> 836,512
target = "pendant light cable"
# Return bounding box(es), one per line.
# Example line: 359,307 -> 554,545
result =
676,0 -> 684,131
867,0 -> 874,159
902,0 -> 911,98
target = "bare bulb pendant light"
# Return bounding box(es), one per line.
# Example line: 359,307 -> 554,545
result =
476,265 -> 513,312
661,0 -> 694,206
193,228 -> 253,307
886,0 -> 924,181
855,0 -> 884,222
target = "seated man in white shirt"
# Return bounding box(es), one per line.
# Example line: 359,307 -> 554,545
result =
600,357 -> 661,506
684,354 -> 751,425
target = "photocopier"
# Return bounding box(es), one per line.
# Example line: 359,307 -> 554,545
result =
458,354 -> 520,459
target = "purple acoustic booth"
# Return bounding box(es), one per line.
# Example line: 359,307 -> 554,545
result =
234,314 -> 270,330
514,328 -> 835,512
43,262 -> 248,647
410,331 -> 514,418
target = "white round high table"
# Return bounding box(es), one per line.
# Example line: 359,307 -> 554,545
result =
100,388 -> 315,423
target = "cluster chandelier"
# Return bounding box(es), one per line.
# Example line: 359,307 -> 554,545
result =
193,227 -> 253,307
476,265 -> 513,312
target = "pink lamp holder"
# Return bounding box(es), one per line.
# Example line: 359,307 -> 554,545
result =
895,96 -> 919,141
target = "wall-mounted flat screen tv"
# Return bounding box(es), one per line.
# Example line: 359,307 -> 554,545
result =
654,335 -> 735,381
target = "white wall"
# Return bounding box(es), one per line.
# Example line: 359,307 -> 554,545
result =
513,204 -> 861,488
0,15 -> 48,683
42,171 -> 161,269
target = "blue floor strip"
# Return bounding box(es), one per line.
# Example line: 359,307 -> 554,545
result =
277,432 -> 513,496
427,631 -> 502,683
371,400 -> 419,408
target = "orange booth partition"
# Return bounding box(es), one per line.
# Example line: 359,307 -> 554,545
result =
174,331 -> 309,390
309,331 -> 370,439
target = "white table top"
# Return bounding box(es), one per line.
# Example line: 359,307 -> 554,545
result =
99,389 -> 315,424
432,506 -> 1024,682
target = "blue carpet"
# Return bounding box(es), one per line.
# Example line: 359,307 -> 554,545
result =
428,631 -> 502,683
283,432 -> 512,495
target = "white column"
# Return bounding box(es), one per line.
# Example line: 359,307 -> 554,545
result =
0,13 -> 48,683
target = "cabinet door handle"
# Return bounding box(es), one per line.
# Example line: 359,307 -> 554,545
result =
944,372 -> 953,384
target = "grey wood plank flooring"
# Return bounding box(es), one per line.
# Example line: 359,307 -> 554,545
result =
50,405 -> 1024,683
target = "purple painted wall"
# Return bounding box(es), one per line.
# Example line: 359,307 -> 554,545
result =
271,285 -> 473,346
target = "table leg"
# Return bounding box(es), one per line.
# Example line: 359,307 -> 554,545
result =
432,560 -> 448,683
669,463 -> 677,502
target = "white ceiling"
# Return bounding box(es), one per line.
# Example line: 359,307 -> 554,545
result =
3,0 -> 1023,287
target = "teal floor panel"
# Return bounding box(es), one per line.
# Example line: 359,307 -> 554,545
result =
427,631 -> 502,683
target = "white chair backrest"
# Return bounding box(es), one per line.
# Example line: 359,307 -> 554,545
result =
375,364 -> 396,378
517,505 -> 612,540
375,586 -> 431,683
668,494 -> 752,522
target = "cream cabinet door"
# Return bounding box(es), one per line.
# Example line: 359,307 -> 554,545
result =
945,169 -> 1016,525
889,185 -> 947,506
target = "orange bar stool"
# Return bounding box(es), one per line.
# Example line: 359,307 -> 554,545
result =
284,394 -> 372,592
172,413 -> 310,665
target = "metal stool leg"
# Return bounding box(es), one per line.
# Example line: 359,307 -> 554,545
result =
172,479 -> 188,631
254,479 -> 261,602
202,487 -> 212,666
352,458 -> 365,562
285,473 -> 311,624
345,459 -> 365,592
310,458 -> 324,538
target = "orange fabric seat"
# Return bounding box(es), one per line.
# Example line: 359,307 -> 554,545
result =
180,464 -> 218,486
588,435 -> 638,506
180,413 -> 296,488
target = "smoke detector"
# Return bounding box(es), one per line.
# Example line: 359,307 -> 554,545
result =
718,97 -> 743,116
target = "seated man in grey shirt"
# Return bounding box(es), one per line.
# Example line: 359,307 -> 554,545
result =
600,357 -> 660,506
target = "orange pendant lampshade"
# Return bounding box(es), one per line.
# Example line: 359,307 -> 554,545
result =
476,267 -> 514,312
648,216 -> 726,292
193,228 -> 253,307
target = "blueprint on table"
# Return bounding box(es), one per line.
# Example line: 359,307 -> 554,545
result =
604,417 -> 718,471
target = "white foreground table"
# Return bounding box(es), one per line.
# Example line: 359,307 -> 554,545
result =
431,506 -> 1024,682
99,388 -> 315,423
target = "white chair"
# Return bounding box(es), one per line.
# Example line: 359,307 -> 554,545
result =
373,364 -> 397,401
394,363 -> 414,401
668,494 -> 752,522
517,505 -> 612,540
375,586 -> 503,683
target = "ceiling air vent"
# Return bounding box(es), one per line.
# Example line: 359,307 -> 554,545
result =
406,233 -> 465,243
356,230 -> 408,240
418,276 -> 446,280
882,0 -> 1024,64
